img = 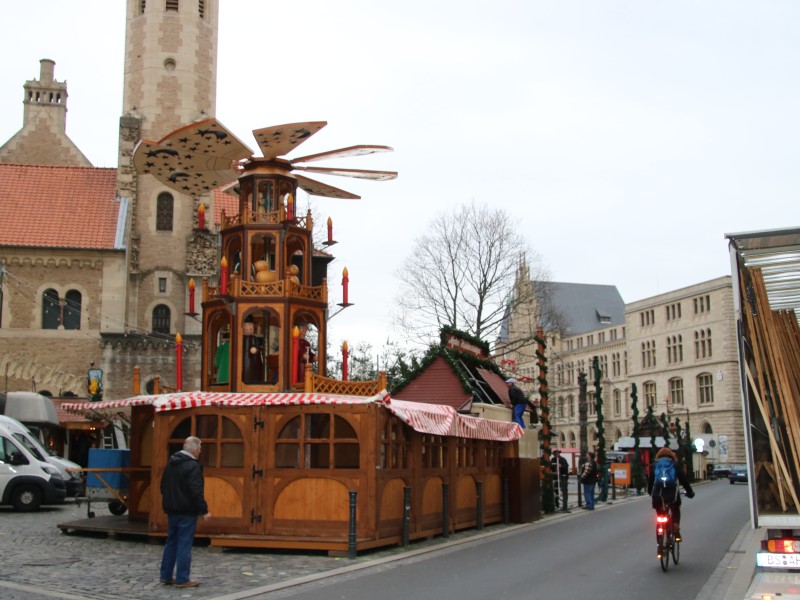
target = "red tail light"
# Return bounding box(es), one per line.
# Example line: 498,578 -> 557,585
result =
656,515 -> 669,524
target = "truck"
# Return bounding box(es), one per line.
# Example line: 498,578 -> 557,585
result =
726,227 -> 800,596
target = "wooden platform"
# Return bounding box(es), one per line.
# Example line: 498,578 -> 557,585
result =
57,515 -> 160,539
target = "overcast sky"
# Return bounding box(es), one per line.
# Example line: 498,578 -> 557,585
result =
2,1 -> 798,352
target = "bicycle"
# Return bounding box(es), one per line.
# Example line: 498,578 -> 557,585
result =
656,501 -> 680,571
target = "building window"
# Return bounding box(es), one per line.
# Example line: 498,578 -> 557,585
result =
63,290 -> 82,330
42,289 -> 60,329
198,0 -> 205,18
568,395 -> 575,418
152,304 -> 171,334
667,335 -> 683,364
588,392 -> 596,416
612,353 -> 620,377
642,340 -> 656,368
614,389 -> 622,417
166,0 -> 179,11
695,328 -> 712,359
156,192 -> 174,231
669,377 -> 684,406
694,294 -> 711,314
644,381 -> 657,408
159,277 -> 167,293
698,373 -> 714,404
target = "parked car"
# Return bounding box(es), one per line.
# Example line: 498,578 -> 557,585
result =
728,464 -> 748,484
712,464 -> 732,479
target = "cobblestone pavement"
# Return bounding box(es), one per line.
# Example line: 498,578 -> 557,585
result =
0,498 -> 529,600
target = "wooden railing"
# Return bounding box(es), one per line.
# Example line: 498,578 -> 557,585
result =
305,369 -> 387,396
203,277 -> 327,303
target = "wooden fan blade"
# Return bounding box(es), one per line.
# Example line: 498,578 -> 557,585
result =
252,122 -> 327,160
293,166 -> 397,181
133,118 -> 251,196
295,175 -> 360,199
292,145 -> 393,164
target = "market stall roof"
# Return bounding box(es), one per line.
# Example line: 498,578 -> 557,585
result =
727,227 -> 800,326
62,391 -> 523,442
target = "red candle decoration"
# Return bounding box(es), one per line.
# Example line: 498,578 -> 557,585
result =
287,193 -> 294,220
175,332 -> 183,392
342,340 -> 349,381
327,217 -> 333,244
220,257 -> 228,295
198,203 -> 205,229
291,326 -> 300,383
188,278 -> 196,314
342,267 -> 349,305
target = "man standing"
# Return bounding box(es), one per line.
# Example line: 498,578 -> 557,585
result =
578,451 -> 598,510
506,378 -> 527,429
552,449 -> 570,512
160,436 -> 211,588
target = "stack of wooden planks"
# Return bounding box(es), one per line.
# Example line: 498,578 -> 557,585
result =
740,267 -> 800,513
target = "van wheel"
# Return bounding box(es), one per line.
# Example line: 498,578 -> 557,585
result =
108,500 -> 127,516
12,485 -> 42,512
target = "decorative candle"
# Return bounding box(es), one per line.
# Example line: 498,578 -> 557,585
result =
220,257 -> 228,295
291,326 -> 300,383
342,340 -> 349,381
198,203 -> 205,229
327,217 -> 333,244
287,193 -> 294,220
188,278 -> 196,314
342,267 -> 349,304
175,332 -> 183,392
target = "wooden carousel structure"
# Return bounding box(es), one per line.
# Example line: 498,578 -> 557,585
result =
60,120 -> 534,553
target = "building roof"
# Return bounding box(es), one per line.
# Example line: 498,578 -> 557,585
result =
545,281 -> 625,336
392,356 -> 474,412
0,164 -> 123,250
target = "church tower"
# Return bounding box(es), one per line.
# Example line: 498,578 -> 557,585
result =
111,0 -> 220,392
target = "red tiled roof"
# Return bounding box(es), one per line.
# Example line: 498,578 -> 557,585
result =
0,164 -> 120,249
51,397 -> 104,428
392,356 -> 473,412
213,188 -> 238,226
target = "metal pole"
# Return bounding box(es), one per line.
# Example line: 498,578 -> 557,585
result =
502,478 -> 509,524
348,490 -> 357,559
442,483 -> 450,538
402,486 -> 411,546
476,480 -> 484,530
611,471 -> 616,501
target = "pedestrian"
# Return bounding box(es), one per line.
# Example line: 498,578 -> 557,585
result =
552,449 -> 570,512
578,451 -> 598,510
159,436 -> 211,588
505,378 -> 527,429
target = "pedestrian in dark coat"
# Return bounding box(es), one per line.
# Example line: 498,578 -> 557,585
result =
159,436 -> 211,588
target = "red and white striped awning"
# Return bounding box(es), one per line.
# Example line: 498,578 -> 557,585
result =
62,391 -> 522,442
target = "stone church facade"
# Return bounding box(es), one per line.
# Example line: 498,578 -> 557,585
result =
0,1 -> 223,398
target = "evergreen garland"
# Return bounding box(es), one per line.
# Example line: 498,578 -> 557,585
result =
534,332 -> 555,514
593,357 -> 608,502
630,383 -> 647,493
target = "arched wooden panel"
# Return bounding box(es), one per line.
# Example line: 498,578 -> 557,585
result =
274,478 -> 349,521
456,475 -> 477,510
484,473 -> 502,506
421,477 -> 443,514
378,478 -> 406,521
206,476 -> 244,518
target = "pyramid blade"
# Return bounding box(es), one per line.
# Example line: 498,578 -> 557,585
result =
133,118 -> 251,196
252,122 -> 327,160
292,145 -> 393,164
293,166 -> 397,181
295,175 -> 360,199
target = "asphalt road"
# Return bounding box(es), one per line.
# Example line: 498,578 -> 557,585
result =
264,480 -> 750,600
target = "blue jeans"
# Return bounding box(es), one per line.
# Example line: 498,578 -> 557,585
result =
512,403 -> 526,428
160,514 -> 197,583
582,483 -> 596,509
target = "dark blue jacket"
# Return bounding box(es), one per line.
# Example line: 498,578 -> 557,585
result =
161,451 -> 208,516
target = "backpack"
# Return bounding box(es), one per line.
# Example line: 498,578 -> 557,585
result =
653,457 -> 677,487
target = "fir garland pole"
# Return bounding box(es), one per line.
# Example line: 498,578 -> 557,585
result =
660,412 -> 671,449
630,383 -> 646,494
535,326 -> 555,514
593,357 -> 608,502
646,405 -> 657,467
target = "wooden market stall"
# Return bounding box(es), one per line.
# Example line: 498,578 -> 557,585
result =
61,391 -> 526,552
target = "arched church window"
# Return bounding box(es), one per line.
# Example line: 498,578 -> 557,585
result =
152,304 -> 171,334
156,192 -> 174,231
63,290 -> 82,330
42,289 -> 60,329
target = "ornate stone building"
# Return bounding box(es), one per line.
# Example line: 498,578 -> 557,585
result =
496,273 -> 744,463
0,1 -> 222,397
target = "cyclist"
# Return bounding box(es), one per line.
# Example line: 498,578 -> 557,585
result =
647,447 -> 694,541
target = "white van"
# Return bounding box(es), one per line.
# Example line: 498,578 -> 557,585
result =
0,421 -> 66,511
0,416 -> 84,497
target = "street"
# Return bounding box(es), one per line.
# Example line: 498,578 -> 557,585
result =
0,480 -> 749,600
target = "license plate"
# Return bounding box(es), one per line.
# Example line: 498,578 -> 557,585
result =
756,552 -> 800,568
